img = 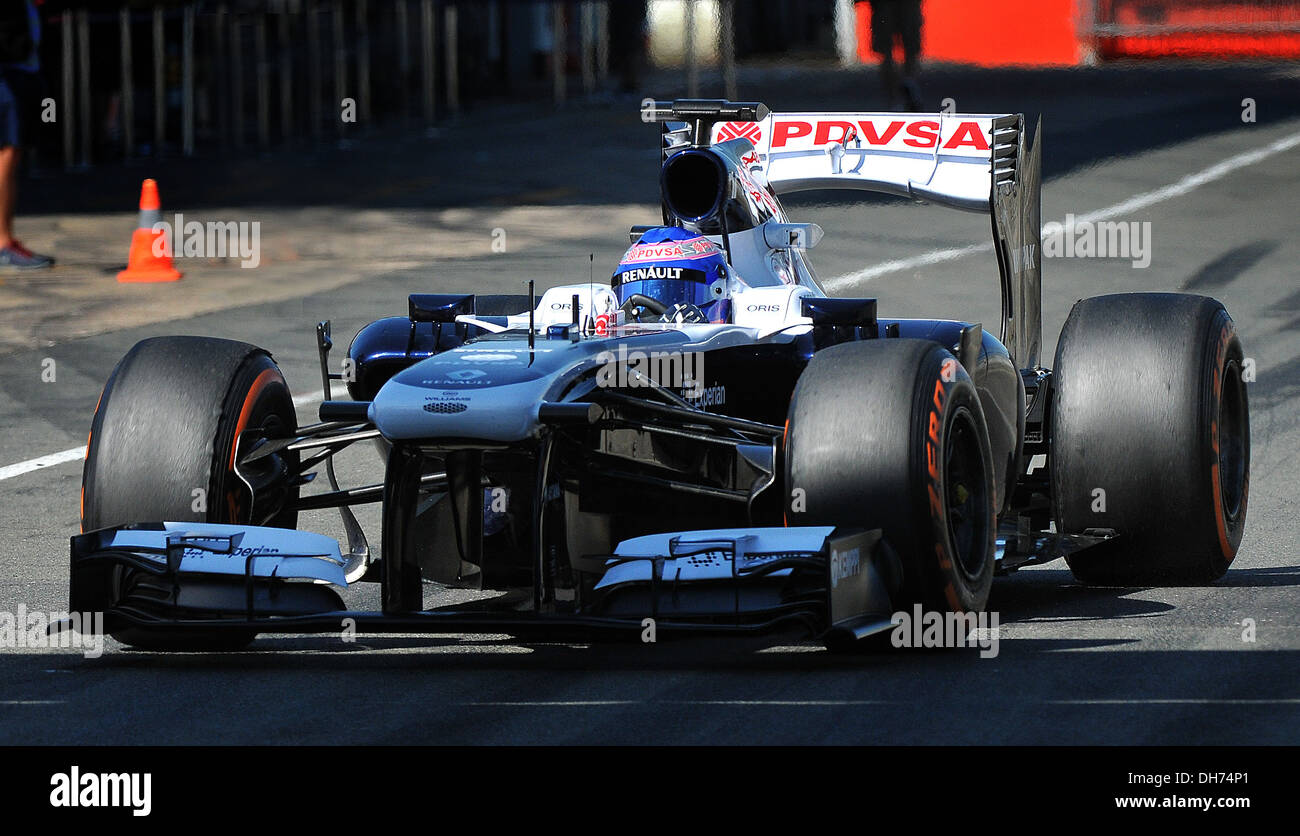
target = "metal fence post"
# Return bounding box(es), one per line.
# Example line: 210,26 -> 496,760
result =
255,13 -> 269,150
309,3 -> 323,143
332,0 -> 346,142
445,4 -> 460,116
421,0 -> 435,129
278,9 -> 293,145
77,9 -> 91,168
595,0 -> 608,83
232,15 -> 245,149
720,0 -> 736,100
552,1 -> 565,105
120,8 -> 134,159
153,5 -> 165,156
183,4 -> 196,156
684,0 -> 698,98
356,0 -> 371,125
61,11 -> 74,168
214,3 -> 229,151
396,0 -> 410,123
579,1 -> 594,97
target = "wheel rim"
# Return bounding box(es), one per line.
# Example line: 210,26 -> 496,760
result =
1219,359 -> 1248,523
234,411 -> 295,525
944,407 -> 990,579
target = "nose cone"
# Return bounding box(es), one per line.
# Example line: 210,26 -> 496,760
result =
369,346 -> 552,443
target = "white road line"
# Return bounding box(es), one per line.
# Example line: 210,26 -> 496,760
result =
1050,699 -> 1300,706
825,242 -> 994,290
467,698 -> 1296,708
825,128 -> 1300,292
292,389 -> 326,408
666,699 -> 894,706
463,700 -> 641,707
0,447 -> 87,482
461,699 -> 895,707
0,389 -> 324,484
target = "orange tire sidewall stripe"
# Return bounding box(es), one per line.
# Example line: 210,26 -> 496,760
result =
81,385 -> 108,533
228,368 -> 280,471
782,416 -> 790,527
223,367 -> 281,523
1208,325 -> 1233,560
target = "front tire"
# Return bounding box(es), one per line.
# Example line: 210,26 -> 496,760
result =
82,336 -> 300,650
786,340 -> 996,617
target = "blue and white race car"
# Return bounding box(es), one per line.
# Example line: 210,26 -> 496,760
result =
68,99 -> 1249,651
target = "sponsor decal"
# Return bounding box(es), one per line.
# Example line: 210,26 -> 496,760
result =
926,376 -> 947,527
420,370 -> 493,386
617,266 -> 706,283
746,304 -> 782,313
594,308 -> 625,336
716,121 -> 763,144
829,545 -> 861,589
682,383 -> 725,408
457,352 -> 518,362
181,545 -> 280,559
766,118 -> 990,152
620,237 -> 720,264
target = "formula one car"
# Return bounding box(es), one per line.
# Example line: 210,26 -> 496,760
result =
66,99 -> 1250,651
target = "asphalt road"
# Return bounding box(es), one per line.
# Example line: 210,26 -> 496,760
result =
0,63 -> 1297,745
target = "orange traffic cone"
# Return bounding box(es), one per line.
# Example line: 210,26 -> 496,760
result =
117,179 -> 182,283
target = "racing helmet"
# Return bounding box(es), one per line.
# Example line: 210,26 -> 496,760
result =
612,226 -> 731,323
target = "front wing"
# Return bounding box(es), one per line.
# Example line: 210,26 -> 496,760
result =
60,523 -> 899,645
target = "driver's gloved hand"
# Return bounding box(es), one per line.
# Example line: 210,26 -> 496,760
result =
661,303 -> 707,324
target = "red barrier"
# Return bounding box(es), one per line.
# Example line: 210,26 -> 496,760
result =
1098,1 -> 1300,59
856,0 -> 1082,67
855,0 -> 1300,65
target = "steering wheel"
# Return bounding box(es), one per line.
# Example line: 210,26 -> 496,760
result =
620,293 -> 669,323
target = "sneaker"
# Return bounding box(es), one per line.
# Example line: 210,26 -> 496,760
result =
0,240 -> 55,269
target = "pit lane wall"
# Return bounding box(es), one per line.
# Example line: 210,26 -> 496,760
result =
853,0 -> 1300,65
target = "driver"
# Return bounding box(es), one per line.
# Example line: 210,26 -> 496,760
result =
612,226 -> 731,324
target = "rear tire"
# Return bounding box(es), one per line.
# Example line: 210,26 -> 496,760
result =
82,336 -> 300,650
1052,293 -> 1249,584
786,340 -> 996,619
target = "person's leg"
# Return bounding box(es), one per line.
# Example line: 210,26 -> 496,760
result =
899,0 -> 923,111
0,70 -> 52,268
0,144 -> 16,249
0,72 -> 16,249
870,2 -> 901,109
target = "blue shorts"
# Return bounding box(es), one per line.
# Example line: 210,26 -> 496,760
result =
0,69 -> 40,149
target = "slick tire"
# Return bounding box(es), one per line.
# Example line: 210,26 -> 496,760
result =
82,336 -> 299,650
1053,293 -> 1249,585
786,340 -> 996,618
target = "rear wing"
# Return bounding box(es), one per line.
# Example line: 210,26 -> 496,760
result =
713,112 -> 1017,212
643,100 -> 1043,370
